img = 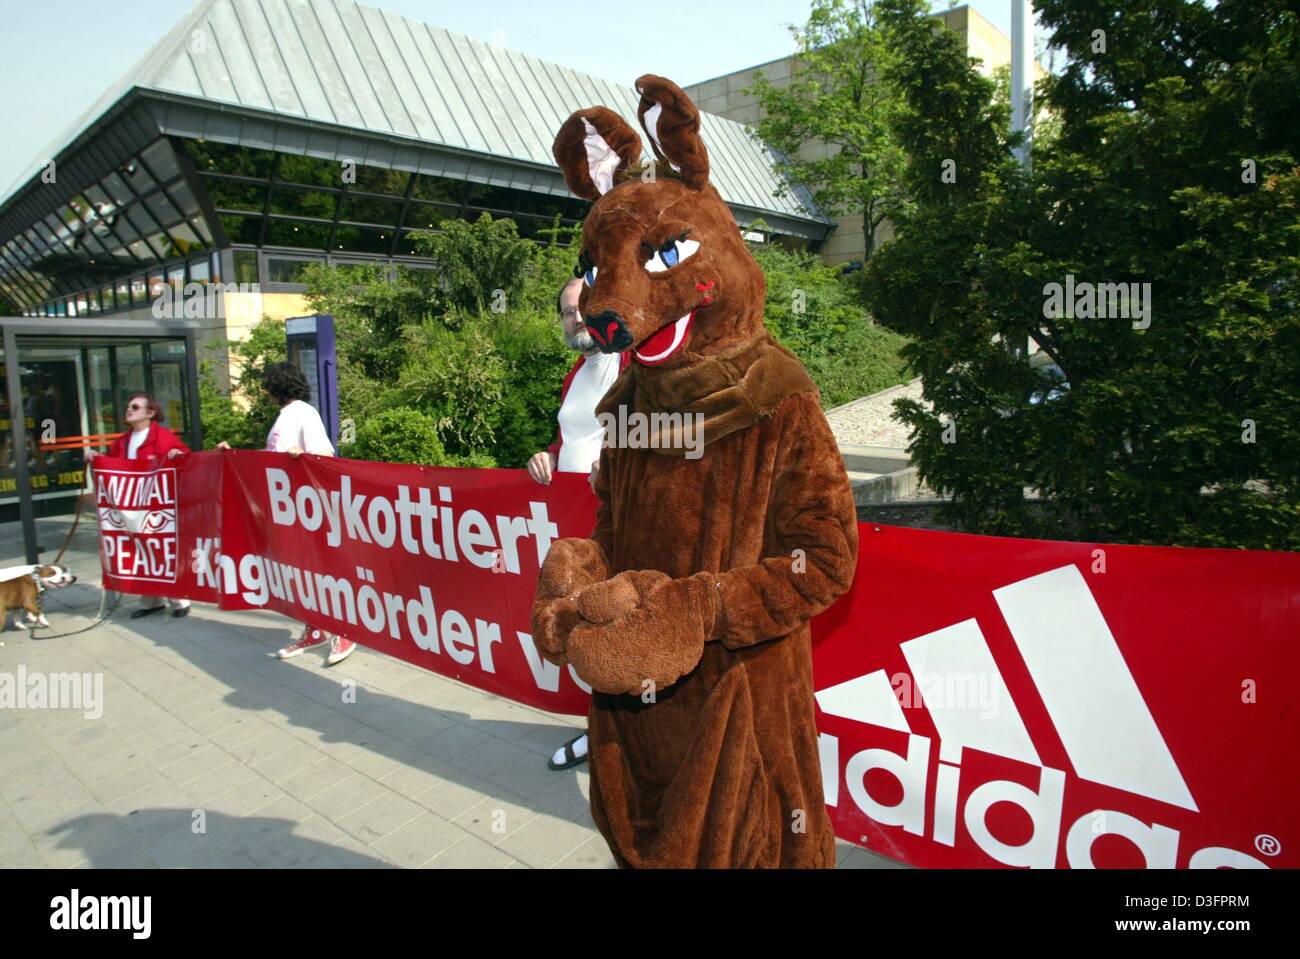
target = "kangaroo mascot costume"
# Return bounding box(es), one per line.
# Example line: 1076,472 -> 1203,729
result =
531,75 -> 859,868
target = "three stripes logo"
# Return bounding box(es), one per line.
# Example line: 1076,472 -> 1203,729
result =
815,564 -> 1269,868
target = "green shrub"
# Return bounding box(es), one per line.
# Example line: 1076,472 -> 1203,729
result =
348,407 -> 450,466
392,315 -> 507,459
447,451 -> 498,469
753,242 -> 912,407
484,308 -> 573,468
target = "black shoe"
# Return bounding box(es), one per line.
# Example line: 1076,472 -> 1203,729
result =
172,607 -> 190,619
547,732 -> 589,771
130,606 -> 164,620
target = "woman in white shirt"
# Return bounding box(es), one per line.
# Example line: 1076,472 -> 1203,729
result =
217,361 -> 355,666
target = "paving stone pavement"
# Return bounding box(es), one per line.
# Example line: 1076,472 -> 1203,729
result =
0,519 -> 905,870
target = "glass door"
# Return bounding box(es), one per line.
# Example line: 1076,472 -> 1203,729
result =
1,344 -> 89,508
148,339 -> 191,437
1,332 -> 196,566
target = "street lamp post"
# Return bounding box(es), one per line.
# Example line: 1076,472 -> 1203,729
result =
1011,0 -> 1034,168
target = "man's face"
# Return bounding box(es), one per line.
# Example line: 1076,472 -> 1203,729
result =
561,282 -> 595,353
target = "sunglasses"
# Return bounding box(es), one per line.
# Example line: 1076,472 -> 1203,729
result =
125,403 -> 147,411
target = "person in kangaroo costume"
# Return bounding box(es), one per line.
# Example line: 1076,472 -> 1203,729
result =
531,75 -> 859,868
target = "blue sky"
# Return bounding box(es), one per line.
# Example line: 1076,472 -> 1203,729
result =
0,0 -> 1018,196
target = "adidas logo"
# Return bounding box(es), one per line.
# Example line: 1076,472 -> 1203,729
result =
815,564 -> 1268,869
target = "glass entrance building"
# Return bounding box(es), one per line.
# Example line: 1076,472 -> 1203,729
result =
0,0 -> 831,562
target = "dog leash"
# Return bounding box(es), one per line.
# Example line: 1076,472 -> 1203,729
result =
20,488 -> 117,641
50,490 -> 87,566
23,575 -> 121,641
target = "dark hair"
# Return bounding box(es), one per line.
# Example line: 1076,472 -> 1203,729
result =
262,362 -> 311,403
126,391 -> 163,425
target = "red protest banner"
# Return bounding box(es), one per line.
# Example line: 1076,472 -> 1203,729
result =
214,451 -> 597,715
96,453 -> 1300,868
94,451 -> 222,602
811,524 -> 1300,869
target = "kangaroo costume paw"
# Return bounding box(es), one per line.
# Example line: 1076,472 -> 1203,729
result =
575,569 -> 670,624
568,573 -> 717,696
530,538 -> 610,663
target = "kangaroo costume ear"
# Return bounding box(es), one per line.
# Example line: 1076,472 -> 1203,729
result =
553,106 -> 643,200
635,74 -> 709,190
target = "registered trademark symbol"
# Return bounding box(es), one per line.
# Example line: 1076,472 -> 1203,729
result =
1255,834 -> 1280,856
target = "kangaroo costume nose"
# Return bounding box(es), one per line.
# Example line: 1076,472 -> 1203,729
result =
585,310 -> 635,352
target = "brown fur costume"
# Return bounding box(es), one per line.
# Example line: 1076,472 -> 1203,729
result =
531,76 -> 859,868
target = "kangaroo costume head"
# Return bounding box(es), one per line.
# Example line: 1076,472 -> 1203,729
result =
553,75 -> 766,367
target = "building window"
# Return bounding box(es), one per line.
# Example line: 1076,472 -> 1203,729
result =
331,226 -> 391,255
233,250 -> 258,284
410,175 -> 464,205
339,194 -> 402,227
181,138 -> 275,179
265,256 -> 320,284
219,215 -> 261,245
267,184 -> 337,220
264,218 -> 331,249
208,179 -> 266,212
277,154 -> 344,188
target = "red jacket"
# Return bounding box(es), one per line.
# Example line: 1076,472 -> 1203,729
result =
106,422 -> 191,467
547,351 -> 632,461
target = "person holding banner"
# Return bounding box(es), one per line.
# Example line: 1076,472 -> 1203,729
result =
529,277 -> 630,770
86,391 -> 192,619
217,361 -> 357,667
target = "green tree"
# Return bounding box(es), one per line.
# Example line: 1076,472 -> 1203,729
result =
752,239 -> 911,407
301,260 -> 440,386
861,0 -> 1300,549
747,0 -> 910,257
197,318 -> 286,449
412,213 -> 533,315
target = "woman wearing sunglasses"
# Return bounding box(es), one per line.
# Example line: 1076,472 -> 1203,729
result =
85,391 -> 192,619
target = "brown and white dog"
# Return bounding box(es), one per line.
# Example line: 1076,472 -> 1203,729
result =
0,564 -> 77,629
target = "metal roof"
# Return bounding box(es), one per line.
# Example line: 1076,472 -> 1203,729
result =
1,0 -> 827,234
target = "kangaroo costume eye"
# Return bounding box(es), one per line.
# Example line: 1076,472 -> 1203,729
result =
576,250 -> 598,287
644,236 -> 699,274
